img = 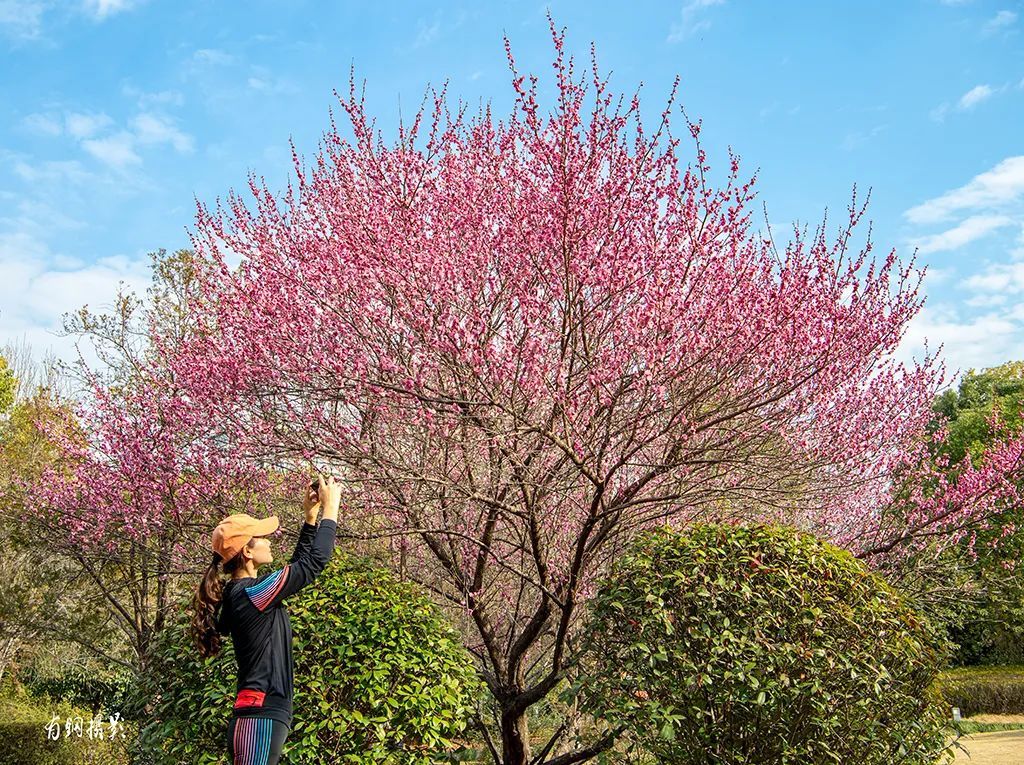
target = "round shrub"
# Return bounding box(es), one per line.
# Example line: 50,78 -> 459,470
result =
577,523 -> 952,765
289,555 -> 482,762
135,552 -> 481,764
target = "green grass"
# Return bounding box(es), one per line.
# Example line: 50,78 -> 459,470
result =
953,720 -> 1024,734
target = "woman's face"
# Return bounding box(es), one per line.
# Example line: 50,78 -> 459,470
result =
243,536 -> 274,565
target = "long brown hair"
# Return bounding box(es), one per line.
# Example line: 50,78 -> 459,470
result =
191,550 -> 245,658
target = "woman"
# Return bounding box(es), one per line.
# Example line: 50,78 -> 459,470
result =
191,475 -> 340,765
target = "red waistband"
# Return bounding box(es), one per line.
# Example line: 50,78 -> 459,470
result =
234,689 -> 266,709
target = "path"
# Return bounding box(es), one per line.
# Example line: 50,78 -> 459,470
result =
953,730 -> 1024,764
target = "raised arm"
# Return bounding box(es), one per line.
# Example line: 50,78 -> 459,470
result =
290,521 -> 317,564
291,479 -> 322,563
245,520 -> 337,611
244,475 -> 341,612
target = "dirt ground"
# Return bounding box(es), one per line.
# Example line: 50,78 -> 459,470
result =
952,730 -> 1024,764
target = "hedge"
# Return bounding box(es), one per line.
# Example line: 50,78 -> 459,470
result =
936,666 -> 1024,717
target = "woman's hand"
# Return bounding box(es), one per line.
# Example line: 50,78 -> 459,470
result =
318,474 -> 341,522
302,477 -> 321,523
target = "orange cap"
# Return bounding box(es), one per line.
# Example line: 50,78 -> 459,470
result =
211,513 -> 280,562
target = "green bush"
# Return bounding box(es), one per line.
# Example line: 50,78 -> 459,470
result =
134,552 -> 482,764
0,685 -> 133,765
19,663 -> 136,718
576,523 -> 953,765
288,556 -> 482,762
936,665 -> 1024,716
129,613 -> 237,765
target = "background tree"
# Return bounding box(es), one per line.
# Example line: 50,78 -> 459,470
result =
928,361 -> 1024,664
8,249 -> 296,680
0,343 -> 116,692
0,355 -> 15,415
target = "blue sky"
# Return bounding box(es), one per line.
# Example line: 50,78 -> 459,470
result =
2,0 -> 1023,380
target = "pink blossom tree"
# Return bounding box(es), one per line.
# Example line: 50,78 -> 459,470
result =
166,17 -> 1023,765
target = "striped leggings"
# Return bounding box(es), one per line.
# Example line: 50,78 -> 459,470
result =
227,715 -> 289,765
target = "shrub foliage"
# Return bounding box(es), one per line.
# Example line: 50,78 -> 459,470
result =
134,553 -> 481,764
577,523 -> 952,765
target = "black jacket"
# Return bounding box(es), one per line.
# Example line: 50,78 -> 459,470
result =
217,518 -> 338,727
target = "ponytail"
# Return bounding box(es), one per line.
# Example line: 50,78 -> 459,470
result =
191,550 -> 244,658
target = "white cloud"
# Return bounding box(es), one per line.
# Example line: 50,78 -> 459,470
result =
901,167 -> 1024,377
964,261 -> 1024,294
244,66 -> 296,96
192,48 -> 234,66
958,84 -> 995,110
1,197 -> 86,234
0,228 -> 151,368
909,214 -> 1014,254
412,18 -> 440,48
667,0 -> 725,42
26,254 -> 148,316
0,0 -> 47,41
404,9 -> 467,52
0,134 -> 160,369
21,112 -> 63,136
932,83 -> 1009,121
984,9 -> 1017,32
121,85 -> 185,109
1011,223 -> 1024,259
11,157 -> 95,186
904,156 -> 1024,224
929,102 -> 950,123
81,131 -> 141,169
17,108 -> 195,171
965,293 -> 1008,308
129,113 -> 194,153
183,49 -> 297,110
65,111 -> 114,139
841,125 -> 886,152
0,153 -> 151,370
922,265 -> 955,285
896,304 -> 1021,375
2,0 -> 141,41
82,0 -> 141,19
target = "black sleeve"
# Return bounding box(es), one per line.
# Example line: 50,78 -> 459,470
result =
216,599 -> 230,635
290,521 -> 317,564
244,519 -> 337,612
216,580 -> 238,634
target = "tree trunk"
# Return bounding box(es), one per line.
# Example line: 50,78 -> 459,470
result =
501,706 -> 532,765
